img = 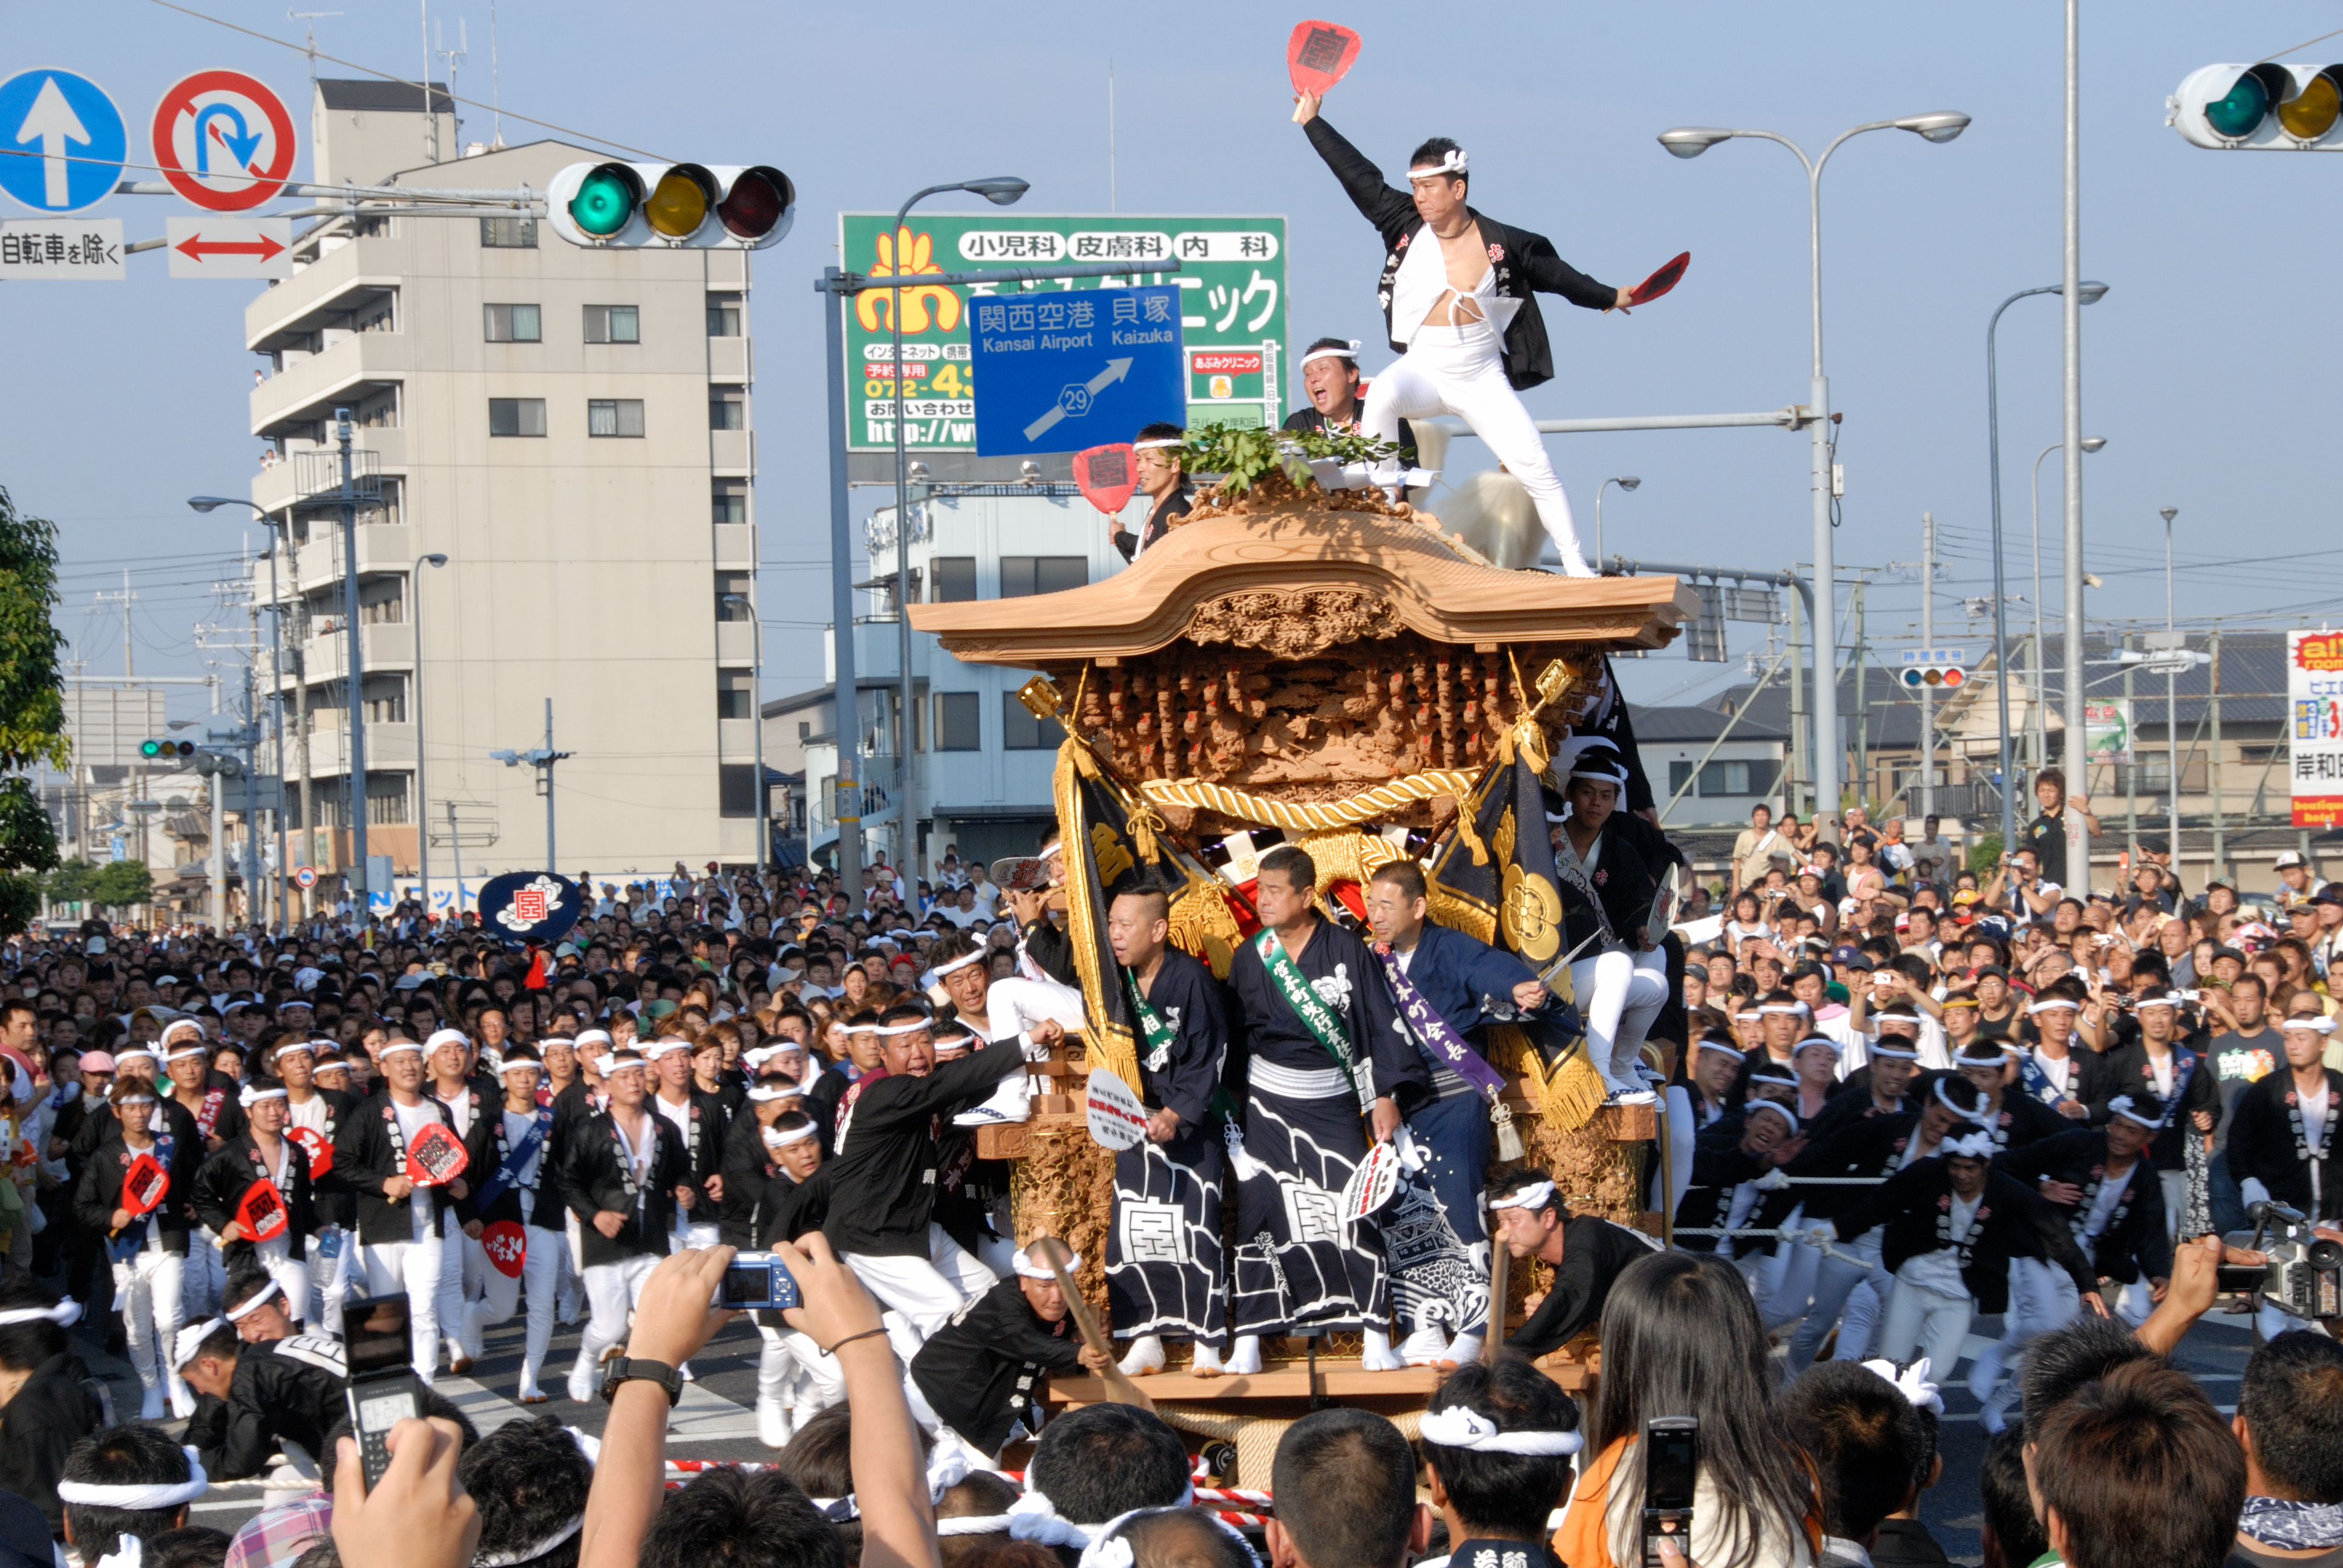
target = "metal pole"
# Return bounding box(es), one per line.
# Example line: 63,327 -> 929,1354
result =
2061,0 -> 2089,883
445,797 -> 464,918
751,612 -> 769,874
243,667 -> 260,926
267,520 -> 288,930
1804,155 -> 1840,829
1987,289 -> 2048,858
2030,442 -> 2056,778
1920,514 -> 1934,823
2123,629 -> 2138,849
819,269 -> 866,915
1789,582 -> 1807,817
337,407 -> 370,918
208,673 -> 224,930
543,697 -> 556,870
1853,578 -> 1870,811
2209,628 -> 2225,877
2166,515 -> 2181,869
413,554 -> 431,921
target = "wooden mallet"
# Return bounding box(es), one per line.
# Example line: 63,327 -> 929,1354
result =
1026,1234 -> 1155,1412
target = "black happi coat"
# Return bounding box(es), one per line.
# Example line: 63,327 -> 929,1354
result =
1823,1160 -> 2097,1314
821,1039 -> 1026,1259
192,1131 -> 316,1258
332,1092 -> 460,1246
560,1106 -> 693,1267
2226,1067 -> 2343,1223
908,1275 -> 1084,1458
2003,1128 -> 2174,1284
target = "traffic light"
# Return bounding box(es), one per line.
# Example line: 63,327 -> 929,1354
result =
544,163 -> 795,248
2171,63 -> 2343,149
192,751 -> 244,778
1900,663 -> 1967,691
139,739 -> 195,760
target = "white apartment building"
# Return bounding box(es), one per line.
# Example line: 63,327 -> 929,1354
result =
769,485 -> 1144,878
246,81 -> 765,909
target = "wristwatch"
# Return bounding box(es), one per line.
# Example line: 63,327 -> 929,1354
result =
598,1356 -> 683,1406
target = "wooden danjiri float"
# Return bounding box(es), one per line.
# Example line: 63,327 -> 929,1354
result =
908,463 -> 1697,1475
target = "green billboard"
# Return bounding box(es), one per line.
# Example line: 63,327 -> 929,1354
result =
839,212 -> 1288,453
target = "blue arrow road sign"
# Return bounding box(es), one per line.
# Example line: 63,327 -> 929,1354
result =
0,70 -> 126,215
969,284 -> 1185,457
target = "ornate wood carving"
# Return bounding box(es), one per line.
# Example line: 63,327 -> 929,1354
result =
1187,587 -> 1406,658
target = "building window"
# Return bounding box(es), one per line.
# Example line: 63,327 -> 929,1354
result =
488,397 -> 546,437
359,584 -> 405,624
717,668 -> 755,720
364,675 -> 408,724
583,304 -> 640,344
797,721 -> 810,741
1003,691 -> 1066,751
936,692 -> 980,752
709,386 -> 746,431
707,292 -> 742,337
999,556 -> 1088,598
588,399 -> 646,438
483,303 -> 541,342
715,570 -> 753,621
712,480 -> 748,524
931,557 -> 977,603
479,217 -> 537,249
365,775 -> 410,825
1665,758 -> 1779,799
719,763 -> 757,818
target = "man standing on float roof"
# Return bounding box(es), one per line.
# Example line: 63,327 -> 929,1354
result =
1295,90 -> 1634,577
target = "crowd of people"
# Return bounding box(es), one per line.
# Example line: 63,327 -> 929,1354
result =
0,742 -> 2328,1568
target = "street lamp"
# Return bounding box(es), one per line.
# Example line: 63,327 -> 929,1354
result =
1982,281 -> 2107,858
888,175 -> 1027,884
2029,436 -> 2105,774
189,494 -> 290,929
1657,111 -> 1969,826
411,552 -> 448,922
2161,506 -> 2181,864
1594,475 -> 1640,569
723,593 -> 770,877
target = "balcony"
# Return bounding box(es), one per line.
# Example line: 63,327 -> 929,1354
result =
715,620 -> 756,665
301,720 -> 417,777
718,717 -> 759,761
295,523 -> 413,594
300,622 -> 416,685
810,754 -> 902,837
827,618 -> 928,685
251,333 -> 407,439
708,336 -> 749,381
252,431 -> 405,516
712,522 -> 755,569
712,429 -> 753,473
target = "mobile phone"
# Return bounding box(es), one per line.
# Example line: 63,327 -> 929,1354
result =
342,1293 -> 420,1492
717,1251 -> 803,1312
1641,1416 -> 1698,1568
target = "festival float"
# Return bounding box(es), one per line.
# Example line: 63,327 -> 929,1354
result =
908,430 -> 1697,1471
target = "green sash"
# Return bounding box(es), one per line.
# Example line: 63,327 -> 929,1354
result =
1253,928 -> 1369,1110
1124,967 -> 1179,1074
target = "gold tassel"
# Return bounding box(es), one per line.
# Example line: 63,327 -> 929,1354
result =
1125,797 -> 1167,866
1539,1048 -> 1608,1135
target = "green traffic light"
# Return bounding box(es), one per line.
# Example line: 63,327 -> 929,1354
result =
570,166 -> 637,238
2206,72 -> 2270,138
140,739 -> 162,758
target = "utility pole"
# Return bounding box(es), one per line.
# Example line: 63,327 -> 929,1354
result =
208,673 -> 224,929
2060,0 -> 2091,885
242,665 -> 261,926
2123,629 -> 2138,851
1789,584 -> 1807,818
445,799 -> 465,918
2209,627 -> 2225,881
491,699 -> 573,870
334,407 -> 370,916
1852,580 -> 1869,811
1920,511 -> 1936,823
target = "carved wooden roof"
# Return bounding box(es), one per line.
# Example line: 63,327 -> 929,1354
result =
909,506 -> 1700,666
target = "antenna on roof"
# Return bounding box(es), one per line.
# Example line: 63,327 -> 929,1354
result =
288,9 -> 342,93
489,0 -> 504,146
435,16 -> 468,149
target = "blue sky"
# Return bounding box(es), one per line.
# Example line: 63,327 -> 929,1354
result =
5,0 -> 2341,721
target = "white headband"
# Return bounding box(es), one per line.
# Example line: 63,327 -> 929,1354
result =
164,1045 -> 209,1063
1794,1034 -> 1841,1057
501,1056 -> 544,1075
873,1019 -> 932,1037
1129,437 -> 1184,452
576,1030 -> 613,1048
932,949 -> 987,978
1007,1492 -> 1093,1550
644,1038 -> 695,1058
1298,340 -> 1362,369
171,1318 -> 226,1372
2028,998 -> 2079,1015
1407,147 -> 1468,177
426,1028 -> 470,1054
160,1021 -> 205,1047
1932,1078 -> 1979,1120
113,1049 -> 160,1068
1760,1002 -> 1811,1017
238,1084 -> 286,1108
225,1279 -> 281,1321
601,1055 -> 647,1076
1869,1038 -> 1921,1060
476,1517 -> 584,1568
2134,991 -> 2179,1011
1417,1406 -> 1584,1455
57,1447 -> 208,1509
1012,1246 -> 1081,1280
763,1122 -> 817,1148
1748,1099 -> 1799,1132
1489,1180 -> 1555,1212
1940,1128 -> 1996,1159
378,1040 -> 424,1058
2284,1014 -> 2337,1036
2105,1094 -> 2163,1129
0,1298 -> 80,1327
1696,1037 -> 1745,1059
1860,1356 -> 1946,1416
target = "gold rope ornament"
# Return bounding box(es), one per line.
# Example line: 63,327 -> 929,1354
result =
1138,768 -> 1480,835
1052,739 -> 1144,1094
1486,1024 -> 1607,1137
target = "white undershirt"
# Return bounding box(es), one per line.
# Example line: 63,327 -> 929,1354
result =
2145,1048 -> 2175,1099
389,1098 -> 439,1241
285,1095 -> 329,1138
501,1108 -> 542,1218
437,1088 -> 474,1139
2305,1080 -> 2332,1212
1898,1189 -> 1982,1298
2033,1048 -> 2075,1097
2082,1165 -> 2131,1240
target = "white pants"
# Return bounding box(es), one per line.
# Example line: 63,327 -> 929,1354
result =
249,1232 -> 312,1331
569,1252 -> 660,1399
1835,1279 -> 1884,1363
306,1228 -> 352,1338
437,1210 -> 488,1359
986,976 -> 1087,1036
183,1227 -> 224,1319
1876,1278 -> 1973,1375
1364,319 -> 1590,574
842,1225 -> 997,1344
473,1223 -> 564,1396
360,1223 -> 445,1383
1659,1086 -> 1696,1218
1970,1256 -> 2080,1406
1571,948 -> 1668,1086
113,1246 -> 185,1408
1784,1230 -> 1890,1368
1758,1213 -> 1821,1333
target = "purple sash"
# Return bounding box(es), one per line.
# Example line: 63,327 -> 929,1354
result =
1372,943 -> 1510,1099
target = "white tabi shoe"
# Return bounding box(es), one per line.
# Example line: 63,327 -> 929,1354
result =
756,1397 -> 793,1449
1446,1333 -> 1485,1367
1226,1335 -> 1265,1376
1361,1328 -> 1405,1372
952,1073 -> 1031,1127
1398,1325 -> 1453,1367
1118,1334 -> 1166,1376
1190,1341 -> 1226,1375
